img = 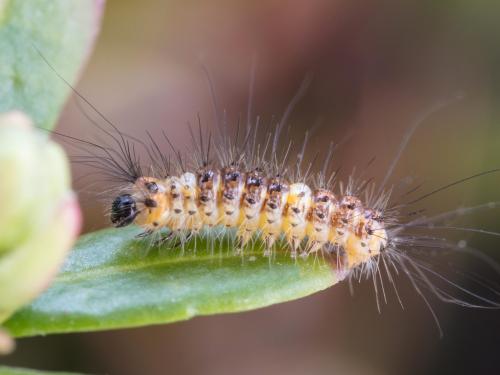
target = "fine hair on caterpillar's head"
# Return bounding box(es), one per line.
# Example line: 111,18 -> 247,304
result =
38,48 -> 500,336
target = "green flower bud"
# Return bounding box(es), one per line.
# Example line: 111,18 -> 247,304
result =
0,111 -> 81,328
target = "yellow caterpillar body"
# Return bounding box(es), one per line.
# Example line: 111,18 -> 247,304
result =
112,170 -> 387,267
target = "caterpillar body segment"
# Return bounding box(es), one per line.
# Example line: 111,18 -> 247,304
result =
345,209 -> 388,268
237,168 -> 268,247
306,189 -> 336,254
195,166 -> 221,227
283,183 -> 312,257
328,195 -> 362,251
180,172 -> 203,233
260,176 -> 290,255
220,165 -> 246,228
165,176 -> 185,232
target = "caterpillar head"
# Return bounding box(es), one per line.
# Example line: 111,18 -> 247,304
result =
110,194 -> 137,227
110,177 -> 165,227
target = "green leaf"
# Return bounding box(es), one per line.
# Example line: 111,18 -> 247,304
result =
0,0 -> 104,130
0,366 -> 82,375
3,227 -> 339,337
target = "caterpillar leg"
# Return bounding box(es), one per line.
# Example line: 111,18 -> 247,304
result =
262,234 -> 277,257
236,224 -> 256,254
169,230 -> 195,249
135,229 -> 155,239
152,230 -> 176,247
184,230 -> 194,243
303,240 -> 324,258
234,237 -> 245,255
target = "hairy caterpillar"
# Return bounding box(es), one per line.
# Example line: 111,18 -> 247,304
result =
40,51 -> 500,335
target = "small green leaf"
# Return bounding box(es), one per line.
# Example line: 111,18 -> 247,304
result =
0,366 -> 82,375
3,227 -> 339,337
0,0 -> 104,130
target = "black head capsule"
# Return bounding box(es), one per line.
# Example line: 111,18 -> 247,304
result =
110,194 -> 138,227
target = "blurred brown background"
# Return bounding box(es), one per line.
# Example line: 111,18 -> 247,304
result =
3,0 -> 500,374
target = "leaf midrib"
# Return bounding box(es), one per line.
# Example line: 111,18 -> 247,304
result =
56,250 -> 320,283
